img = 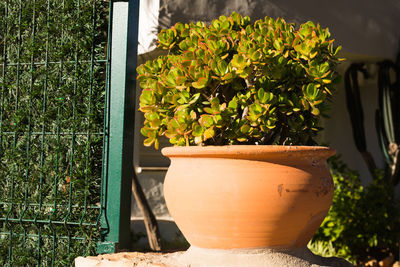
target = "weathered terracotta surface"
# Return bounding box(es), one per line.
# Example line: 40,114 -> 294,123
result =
162,145 -> 335,249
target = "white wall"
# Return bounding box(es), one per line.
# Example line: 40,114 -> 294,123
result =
138,0 -> 159,54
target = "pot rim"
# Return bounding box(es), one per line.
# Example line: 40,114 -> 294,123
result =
161,145 -> 336,160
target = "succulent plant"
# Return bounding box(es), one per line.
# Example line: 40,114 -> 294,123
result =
137,12 -> 342,149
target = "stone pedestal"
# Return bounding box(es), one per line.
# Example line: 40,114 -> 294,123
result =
75,247 -> 353,267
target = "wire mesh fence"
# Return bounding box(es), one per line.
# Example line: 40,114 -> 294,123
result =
0,0 -> 109,265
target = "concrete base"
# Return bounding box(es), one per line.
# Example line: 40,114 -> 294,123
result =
75,246 -> 353,267
181,246 -> 353,267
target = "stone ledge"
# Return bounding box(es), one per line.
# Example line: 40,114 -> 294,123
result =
75,251 -> 184,267
75,247 -> 354,267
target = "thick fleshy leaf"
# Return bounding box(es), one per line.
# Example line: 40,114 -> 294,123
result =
203,127 -> 215,140
143,137 -> 155,147
192,77 -> 210,89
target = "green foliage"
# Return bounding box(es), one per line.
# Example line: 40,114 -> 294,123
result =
138,12 -> 343,148
0,0 -> 108,265
310,156 -> 400,263
307,240 -> 339,259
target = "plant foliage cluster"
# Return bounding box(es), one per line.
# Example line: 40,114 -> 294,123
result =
0,0 -> 108,265
311,156 -> 400,264
138,12 -> 342,148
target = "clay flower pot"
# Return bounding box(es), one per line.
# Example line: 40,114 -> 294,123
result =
161,145 -> 335,249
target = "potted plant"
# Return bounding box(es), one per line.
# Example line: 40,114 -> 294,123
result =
136,12 -> 342,250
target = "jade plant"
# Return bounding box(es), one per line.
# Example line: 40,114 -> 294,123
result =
137,12 -> 342,149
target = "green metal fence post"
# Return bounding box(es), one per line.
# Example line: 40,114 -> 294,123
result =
97,0 -> 140,254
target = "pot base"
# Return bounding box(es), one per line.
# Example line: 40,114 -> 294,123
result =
179,246 -> 353,267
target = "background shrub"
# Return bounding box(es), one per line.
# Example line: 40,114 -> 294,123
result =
310,156 -> 400,264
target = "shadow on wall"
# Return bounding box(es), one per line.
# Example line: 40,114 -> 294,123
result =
131,219 -> 189,251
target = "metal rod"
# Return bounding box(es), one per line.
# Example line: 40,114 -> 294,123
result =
2,3 -> 13,264
0,232 -> 88,241
34,0 -> 51,263
97,0 -> 113,239
0,59 -> 106,67
1,131 -> 104,135
65,0 -> 81,259
80,1 -> 97,234
0,202 -> 101,209
50,1 -> 66,263
0,217 -> 98,226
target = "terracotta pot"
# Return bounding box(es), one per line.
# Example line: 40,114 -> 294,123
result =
161,145 -> 335,249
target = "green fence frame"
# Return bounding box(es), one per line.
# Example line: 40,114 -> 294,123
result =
98,0 -> 140,254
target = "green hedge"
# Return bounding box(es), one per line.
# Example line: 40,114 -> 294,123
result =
310,156 -> 400,264
0,1 -> 108,265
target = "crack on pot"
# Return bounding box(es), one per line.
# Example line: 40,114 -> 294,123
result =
285,189 -> 309,193
278,184 -> 283,197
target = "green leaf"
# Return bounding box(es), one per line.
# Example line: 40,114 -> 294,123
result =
213,114 -> 223,124
231,54 -> 248,69
144,137 -> 155,147
303,83 -> 322,102
192,77 -> 210,89
273,39 -> 283,50
139,89 -> 156,106
188,93 -> 201,105
169,118 -> 180,129
249,103 -> 263,115
217,60 -> 228,75
240,124 -> 251,134
311,107 -> 320,116
251,50 -> 262,61
165,129 -> 178,138
150,119 -> 161,129
204,107 -> 217,114
199,115 -> 214,127
193,124 -> 204,137
211,97 -> 220,105
203,127 -> 215,140
228,98 -> 238,109
257,88 -> 273,103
